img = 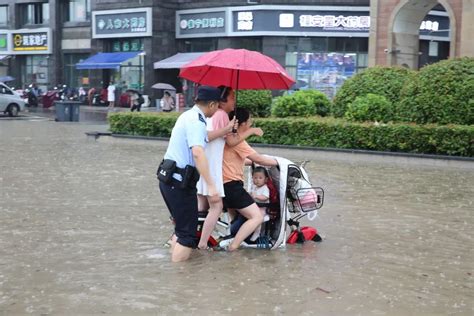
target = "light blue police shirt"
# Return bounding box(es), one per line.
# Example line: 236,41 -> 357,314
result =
163,105 -> 208,179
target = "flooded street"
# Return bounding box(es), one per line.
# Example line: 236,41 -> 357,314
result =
1,119 -> 473,315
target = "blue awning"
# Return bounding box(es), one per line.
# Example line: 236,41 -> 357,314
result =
76,52 -> 141,70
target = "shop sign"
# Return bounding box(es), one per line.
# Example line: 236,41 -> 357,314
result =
232,10 -> 371,34
92,8 -> 152,38
176,10 -> 226,37
112,39 -> 144,52
11,29 -> 51,54
176,6 -> 449,39
419,14 -> 449,39
0,34 -> 7,52
298,14 -> 370,29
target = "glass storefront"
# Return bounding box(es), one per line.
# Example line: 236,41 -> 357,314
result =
285,37 -> 368,98
21,55 -> 49,91
106,39 -> 145,91
64,53 -> 90,88
115,54 -> 145,91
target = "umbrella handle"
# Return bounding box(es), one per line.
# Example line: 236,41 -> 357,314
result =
232,71 -> 240,134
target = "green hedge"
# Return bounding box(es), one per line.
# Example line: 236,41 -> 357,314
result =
272,89 -> 330,117
396,57 -> 474,125
236,90 -> 272,117
332,66 -> 415,118
345,93 -> 394,123
108,112 -> 474,157
108,112 -> 180,137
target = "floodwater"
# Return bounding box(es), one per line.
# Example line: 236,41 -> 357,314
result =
0,120 -> 473,315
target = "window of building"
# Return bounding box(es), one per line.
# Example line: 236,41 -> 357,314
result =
183,38 -> 218,52
21,3 -> 49,25
229,38 -> 262,51
0,6 -> 8,26
64,53 -> 90,88
21,55 -> 49,91
66,0 -> 91,22
117,54 -> 145,91
285,37 -> 369,99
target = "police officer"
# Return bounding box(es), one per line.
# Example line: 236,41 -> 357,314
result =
158,85 -> 223,262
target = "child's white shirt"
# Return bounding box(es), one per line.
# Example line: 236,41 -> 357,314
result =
251,184 -> 270,203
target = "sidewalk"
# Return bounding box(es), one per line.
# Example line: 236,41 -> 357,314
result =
25,104 -> 162,122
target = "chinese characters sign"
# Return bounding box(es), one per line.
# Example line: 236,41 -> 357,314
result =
233,10 -> 371,33
93,8 -> 152,38
112,39 -> 144,52
177,11 -> 226,37
13,33 -> 48,51
180,17 -> 224,29
237,12 -> 253,31
299,15 -> 370,30
11,29 -> 51,54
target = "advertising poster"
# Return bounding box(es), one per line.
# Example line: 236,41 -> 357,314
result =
296,52 -> 356,98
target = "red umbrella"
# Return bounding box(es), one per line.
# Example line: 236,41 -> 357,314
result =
179,48 -> 295,90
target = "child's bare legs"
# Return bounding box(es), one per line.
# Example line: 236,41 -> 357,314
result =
229,203 -> 263,251
250,207 -> 267,241
197,194 -> 223,249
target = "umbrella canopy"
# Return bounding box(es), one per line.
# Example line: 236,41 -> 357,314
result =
0,76 -> 15,82
151,83 -> 176,90
125,89 -> 140,94
179,49 -> 295,90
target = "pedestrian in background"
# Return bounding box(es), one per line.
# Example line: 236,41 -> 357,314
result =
107,81 -> 116,110
129,90 -> 142,112
161,91 -> 175,112
157,85 -> 224,262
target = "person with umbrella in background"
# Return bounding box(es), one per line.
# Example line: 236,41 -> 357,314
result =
161,91 -> 175,112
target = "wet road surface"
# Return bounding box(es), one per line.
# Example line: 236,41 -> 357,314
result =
0,120 -> 473,315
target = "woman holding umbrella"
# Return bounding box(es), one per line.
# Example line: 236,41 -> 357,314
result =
161,91 -> 175,112
196,86 -> 264,250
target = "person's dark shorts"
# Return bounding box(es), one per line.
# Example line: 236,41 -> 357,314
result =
223,180 -> 255,210
159,178 -> 198,248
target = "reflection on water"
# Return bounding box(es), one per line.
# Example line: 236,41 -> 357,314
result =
0,121 -> 473,315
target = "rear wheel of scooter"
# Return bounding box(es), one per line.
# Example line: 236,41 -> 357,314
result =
7,104 -> 19,117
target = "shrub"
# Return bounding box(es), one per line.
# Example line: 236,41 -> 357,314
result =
108,112 -> 474,157
108,112 -> 179,137
345,94 -> 393,122
396,57 -> 474,125
236,90 -> 272,117
332,66 -> 415,117
271,89 -> 330,117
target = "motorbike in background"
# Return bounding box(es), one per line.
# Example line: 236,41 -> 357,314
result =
42,87 -> 61,108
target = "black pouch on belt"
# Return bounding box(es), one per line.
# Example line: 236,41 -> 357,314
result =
157,159 -> 176,183
180,165 -> 200,189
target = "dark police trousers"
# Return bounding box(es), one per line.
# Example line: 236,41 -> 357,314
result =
159,177 -> 198,249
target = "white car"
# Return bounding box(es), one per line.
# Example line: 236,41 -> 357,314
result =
0,82 -> 26,117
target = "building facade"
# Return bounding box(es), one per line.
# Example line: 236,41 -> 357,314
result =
0,0 -> 471,103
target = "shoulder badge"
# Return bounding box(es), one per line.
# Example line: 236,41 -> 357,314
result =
198,113 -> 206,125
